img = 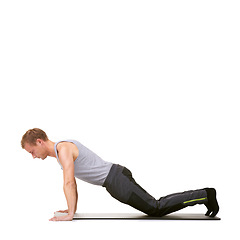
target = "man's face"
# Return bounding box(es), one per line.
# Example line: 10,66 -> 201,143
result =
24,140 -> 48,160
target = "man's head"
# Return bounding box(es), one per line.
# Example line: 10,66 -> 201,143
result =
21,128 -> 49,160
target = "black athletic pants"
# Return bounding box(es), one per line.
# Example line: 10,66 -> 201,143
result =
103,164 -> 207,216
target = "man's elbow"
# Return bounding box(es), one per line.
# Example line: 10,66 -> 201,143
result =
64,180 -> 76,188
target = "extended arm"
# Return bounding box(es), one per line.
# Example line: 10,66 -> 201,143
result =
49,145 -> 77,221
63,165 -> 77,217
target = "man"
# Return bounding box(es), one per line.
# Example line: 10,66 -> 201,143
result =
21,128 -> 219,221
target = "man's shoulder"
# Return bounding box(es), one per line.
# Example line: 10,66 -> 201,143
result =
56,141 -> 72,152
56,141 -> 79,163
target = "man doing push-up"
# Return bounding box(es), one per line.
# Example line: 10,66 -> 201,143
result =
21,128 -> 219,221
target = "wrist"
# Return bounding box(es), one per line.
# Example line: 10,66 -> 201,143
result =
68,212 -> 75,217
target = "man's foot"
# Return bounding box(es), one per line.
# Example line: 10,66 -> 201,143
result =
204,188 -> 219,217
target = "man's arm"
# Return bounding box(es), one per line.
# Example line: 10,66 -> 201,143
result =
49,144 -> 77,221
75,178 -> 78,212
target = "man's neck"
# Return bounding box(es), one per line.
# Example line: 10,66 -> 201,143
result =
45,140 -> 56,158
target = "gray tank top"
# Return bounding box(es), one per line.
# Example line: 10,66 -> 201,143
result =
54,140 -> 113,186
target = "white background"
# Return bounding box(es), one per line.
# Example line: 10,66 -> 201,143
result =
0,0 -> 239,239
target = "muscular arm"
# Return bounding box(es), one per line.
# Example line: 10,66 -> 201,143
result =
61,146 -> 78,216
51,144 -> 78,221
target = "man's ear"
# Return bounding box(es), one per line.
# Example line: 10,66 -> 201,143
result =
36,139 -> 44,145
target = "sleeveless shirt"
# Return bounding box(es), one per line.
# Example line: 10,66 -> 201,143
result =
54,140 -> 113,186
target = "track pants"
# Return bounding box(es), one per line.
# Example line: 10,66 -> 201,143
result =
103,164 -> 208,216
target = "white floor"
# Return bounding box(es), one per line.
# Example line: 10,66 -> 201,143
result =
1,210 -> 233,240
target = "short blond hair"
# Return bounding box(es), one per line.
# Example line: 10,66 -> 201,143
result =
21,128 -> 48,148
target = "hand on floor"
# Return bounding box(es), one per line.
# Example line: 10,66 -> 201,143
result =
49,214 -> 73,221
54,209 -> 68,214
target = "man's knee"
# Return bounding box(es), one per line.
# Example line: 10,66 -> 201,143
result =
127,192 -> 159,216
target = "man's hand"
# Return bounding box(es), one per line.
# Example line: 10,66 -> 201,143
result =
55,209 -> 68,214
49,214 -> 74,221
